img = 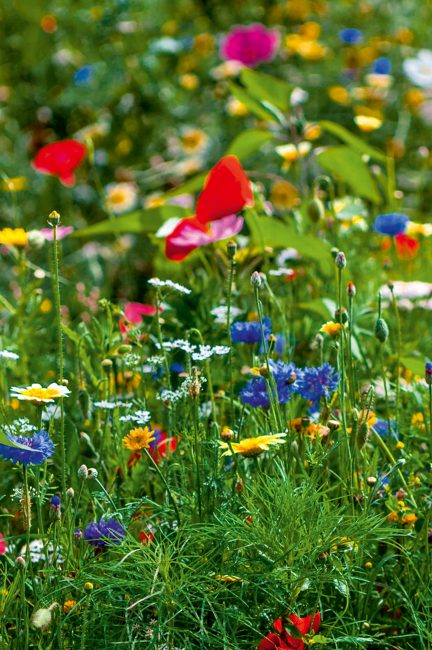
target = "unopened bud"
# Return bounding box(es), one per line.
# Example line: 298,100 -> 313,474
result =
66,487 -> 75,498
347,281 -> 356,297
221,427 -> 235,442
367,476 -> 377,486
307,198 -> 325,222
425,362 -> 432,385
250,271 -> 262,288
16,555 -> 26,568
334,307 -> 349,324
226,240 -> 237,259
101,359 -> 113,370
375,317 -> 389,343
335,251 -> 346,269
84,582 -> 94,593
78,464 -> 88,479
234,478 -> 244,494
47,210 -> 61,226
117,344 -> 132,355
87,468 -> 98,480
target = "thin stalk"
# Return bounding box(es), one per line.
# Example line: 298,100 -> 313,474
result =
144,449 -> 181,526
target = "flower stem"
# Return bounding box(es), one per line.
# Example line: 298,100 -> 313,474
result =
144,449 -> 181,526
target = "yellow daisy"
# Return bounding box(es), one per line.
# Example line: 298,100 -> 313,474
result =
219,433 -> 287,457
123,426 -> 155,451
320,321 -> 343,337
354,115 -> 383,133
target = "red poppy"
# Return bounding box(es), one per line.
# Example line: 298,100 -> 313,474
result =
139,531 -> 155,545
394,233 -> 419,260
33,139 -> 86,186
259,613 -> 321,650
0,533 -> 6,555
165,155 -> 253,261
124,302 -> 161,323
149,431 -> 177,464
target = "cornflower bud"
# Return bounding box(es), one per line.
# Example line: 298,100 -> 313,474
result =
375,317 -> 389,343
425,361 -> 432,386
335,251 -> 347,269
250,271 -> 262,288
77,464 -> 88,479
347,281 -> 356,297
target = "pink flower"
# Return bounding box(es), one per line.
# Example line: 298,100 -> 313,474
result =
220,23 -> 280,68
0,533 -> 6,555
40,226 -> 74,241
124,302 -> 161,323
166,214 -> 244,262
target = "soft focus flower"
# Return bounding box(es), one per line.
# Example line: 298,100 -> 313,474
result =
276,143 -> 311,169
328,85 -> 351,105
74,65 -> 93,86
179,128 -> 208,154
63,600 -> 77,614
220,24 -> 280,68
0,533 -> 6,555
406,221 -> 432,236
11,383 -> 71,405
219,433 -> 287,457
123,426 -> 156,451
1,177 -> 27,192
394,234 -> 419,260
339,28 -> 363,44
270,180 -> 300,210
320,321 -> 343,337
0,228 -> 28,248
0,430 -> 54,466
373,213 -> 409,236
105,182 -> 138,214
124,302 -> 160,323
32,140 -> 86,186
373,418 -> 398,439
239,360 -> 298,408
259,612 -> 321,650
40,226 -> 73,241
403,50 -> 432,88
354,115 -> 382,132
296,364 -> 338,409
285,23 -> 327,61
84,517 -> 126,547
148,428 -> 177,464
231,317 -> 271,344
166,155 -> 253,261
372,57 -> 392,75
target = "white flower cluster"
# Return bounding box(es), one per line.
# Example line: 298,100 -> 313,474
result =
158,375 -> 207,404
148,277 -> 191,295
157,340 -> 230,360
123,352 -> 141,369
157,339 -> 194,353
4,418 -> 37,436
94,400 -> 133,410
210,305 -> 242,325
20,539 -> 64,564
119,409 -> 151,425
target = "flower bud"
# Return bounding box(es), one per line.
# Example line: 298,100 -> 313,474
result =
47,210 -> 61,226
84,582 -> 94,593
335,251 -> 347,269
306,198 -> 325,223
347,281 -> 356,297
250,271 -> 262,288
425,361 -> 432,386
87,468 -> 98,480
375,317 -> 389,343
117,344 -> 133,355
226,240 -> 237,259
101,359 -> 113,370
16,556 -> 26,568
234,478 -> 244,494
221,427 -> 234,442
66,487 -> 75,498
334,307 -> 349,324
356,422 -> 369,450
77,464 -> 88,479
74,528 -> 83,541
367,476 -> 377,486
27,230 -> 46,250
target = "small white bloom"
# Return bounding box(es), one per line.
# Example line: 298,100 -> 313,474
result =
148,277 -> 191,295
93,400 -> 133,410
0,350 -> 19,360
403,49 -> 432,88
210,305 -> 242,325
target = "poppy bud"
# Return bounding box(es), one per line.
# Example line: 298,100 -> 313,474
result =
101,359 -> 113,370
117,344 -> 132,355
307,198 -> 325,222
226,240 -> 237,259
347,281 -> 356,297
334,307 -> 349,324
375,317 -> 389,343
16,556 -> 26,568
87,468 -> 98,480
77,464 -> 88,479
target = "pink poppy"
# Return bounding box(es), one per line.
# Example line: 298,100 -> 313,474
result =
166,214 -> 244,262
0,533 -> 6,555
220,23 -> 280,68
33,139 -> 86,186
124,302 -> 162,323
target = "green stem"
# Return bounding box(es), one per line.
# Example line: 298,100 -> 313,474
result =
144,449 -> 181,526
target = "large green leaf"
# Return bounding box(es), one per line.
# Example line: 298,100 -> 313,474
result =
319,120 -> 386,162
240,69 -> 292,111
73,206 -> 191,238
226,129 -> 274,159
400,356 -> 426,376
316,146 -> 382,204
246,213 -> 332,275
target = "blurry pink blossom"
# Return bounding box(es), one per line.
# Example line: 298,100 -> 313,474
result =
220,24 -> 280,68
40,226 -> 74,241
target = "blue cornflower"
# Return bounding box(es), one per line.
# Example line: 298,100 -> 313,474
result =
74,65 -> 94,86
50,495 -> 61,510
0,430 -> 54,466
339,28 -> 363,45
373,418 -> 398,439
372,57 -> 391,75
84,517 -> 126,548
170,362 -> 184,374
239,360 -> 298,408
259,334 -> 285,356
373,213 -> 409,236
231,317 -> 271,344
295,363 -> 338,409
425,361 -> 432,385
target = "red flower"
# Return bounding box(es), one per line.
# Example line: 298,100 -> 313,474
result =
0,533 -> 6,555
394,233 -> 419,260
124,302 -> 160,323
33,140 -> 86,186
149,431 -> 177,464
259,613 -> 321,650
139,531 -> 155,545
165,155 -> 253,261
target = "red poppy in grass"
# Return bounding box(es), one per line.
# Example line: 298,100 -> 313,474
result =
259,613 -> 321,650
165,155 -> 253,261
148,429 -> 177,464
139,531 -> 155,545
0,533 -> 6,555
33,140 -> 86,186
394,233 -> 419,260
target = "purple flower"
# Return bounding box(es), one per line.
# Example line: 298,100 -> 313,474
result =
372,57 -> 391,75
50,495 -> 61,510
339,28 -> 363,45
373,213 -> 409,236
84,517 -> 126,548
295,364 -> 338,408
373,418 -> 398,439
220,24 -> 280,68
0,430 -> 54,466
239,360 -> 298,408
231,317 -> 271,344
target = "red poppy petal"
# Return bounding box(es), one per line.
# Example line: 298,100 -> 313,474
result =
59,171 -> 76,187
311,612 -> 321,634
288,615 -> 311,637
125,302 -> 158,323
258,633 -> 287,650
33,140 -> 86,185
195,155 -> 253,224
165,216 -> 211,261
208,214 -> 244,242
273,618 -> 284,634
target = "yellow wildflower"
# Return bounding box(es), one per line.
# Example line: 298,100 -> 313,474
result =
387,511 -> 399,524
179,73 -> 199,90
354,115 -> 383,133
63,600 -> 77,614
123,426 -> 155,451
328,85 -> 351,105
406,221 -> 432,236
226,97 -> 248,117
180,128 -> 208,155
320,321 -> 342,337
219,433 -> 287,457
1,177 -> 27,192
270,180 -> 300,210
0,228 -> 28,248
401,513 -> 417,528
40,299 -> 52,314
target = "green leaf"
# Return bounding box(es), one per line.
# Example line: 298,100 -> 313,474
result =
400,356 -> 425,376
296,299 -> 335,321
73,206 -> 191,238
229,83 -> 278,122
316,146 -> 381,204
226,129 -> 274,159
309,635 -> 331,645
0,428 -> 37,452
319,120 -> 386,162
240,69 -> 292,111
246,213 -> 333,275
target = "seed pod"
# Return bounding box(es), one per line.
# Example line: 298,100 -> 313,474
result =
306,198 -> 325,222
375,317 -> 389,343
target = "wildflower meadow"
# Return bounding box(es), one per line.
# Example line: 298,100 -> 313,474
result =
1,1 -> 432,648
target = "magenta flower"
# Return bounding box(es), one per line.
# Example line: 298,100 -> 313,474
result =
220,23 -> 280,68
166,214 -> 244,262
40,226 -> 74,241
